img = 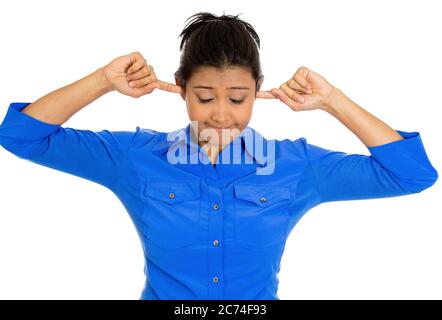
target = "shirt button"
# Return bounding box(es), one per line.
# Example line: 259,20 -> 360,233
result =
213,203 -> 220,210
259,196 -> 267,203
168,192 -> 175,199
213,276 -> 219,283
213,239 -> 219,246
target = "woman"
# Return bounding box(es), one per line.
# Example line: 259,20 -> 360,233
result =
0,12 -> 438,300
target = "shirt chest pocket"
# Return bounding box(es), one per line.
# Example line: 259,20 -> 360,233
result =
233,183 -> 291,251
143,181 -> 202,250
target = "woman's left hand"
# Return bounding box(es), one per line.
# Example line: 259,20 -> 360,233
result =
270,66 -> 336,112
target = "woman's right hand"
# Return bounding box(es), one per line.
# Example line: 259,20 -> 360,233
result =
102,51 -> 183,98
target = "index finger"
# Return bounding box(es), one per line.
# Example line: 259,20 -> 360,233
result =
157,80 -> 184,94
256,90 -> 277,99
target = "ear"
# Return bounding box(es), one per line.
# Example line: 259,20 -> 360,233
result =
254,76 -> 264,98
175,76 -> 186,101
257,76 -> 264,92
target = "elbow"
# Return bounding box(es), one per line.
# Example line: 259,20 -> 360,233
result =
425,166 -> 439,189
405,167 -> 439,193
0,137 -> 43,159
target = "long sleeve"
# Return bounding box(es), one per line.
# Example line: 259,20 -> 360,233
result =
301,130 -> 438,204
0,102 -> 137,189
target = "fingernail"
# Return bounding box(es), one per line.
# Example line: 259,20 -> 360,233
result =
129,82 -> 135,87
299,97 -> 304,103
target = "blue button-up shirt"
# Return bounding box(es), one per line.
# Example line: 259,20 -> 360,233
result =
0,102 -> 438,300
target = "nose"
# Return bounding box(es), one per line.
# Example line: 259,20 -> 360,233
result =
211,104 -> 230,124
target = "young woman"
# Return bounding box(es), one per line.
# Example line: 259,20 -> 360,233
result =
0,12 -> 438,300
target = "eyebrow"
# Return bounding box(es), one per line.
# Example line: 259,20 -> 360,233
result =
192,86 -> 250,90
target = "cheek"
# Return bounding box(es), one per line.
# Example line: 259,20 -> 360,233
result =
187,103 -> 209,120
233,102 -> 254,123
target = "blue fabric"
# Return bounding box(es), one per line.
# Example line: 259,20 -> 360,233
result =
0,102 -> 438,300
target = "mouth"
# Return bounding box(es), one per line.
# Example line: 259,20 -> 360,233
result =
207,125 -> 232,130
201,126 -> 234,143
207,124 -> 232,130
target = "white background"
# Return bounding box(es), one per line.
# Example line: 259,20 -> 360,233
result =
0,0 -> 441,299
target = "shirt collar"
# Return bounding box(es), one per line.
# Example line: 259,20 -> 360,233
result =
152,123 -> 268,167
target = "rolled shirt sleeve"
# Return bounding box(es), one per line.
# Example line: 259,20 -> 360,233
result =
301,130 -> 439,204
0,102 -> 137,189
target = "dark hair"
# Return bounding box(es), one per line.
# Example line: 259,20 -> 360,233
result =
174,11 -> 263,95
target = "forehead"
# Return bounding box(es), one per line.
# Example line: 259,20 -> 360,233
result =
189,66 -> 254,86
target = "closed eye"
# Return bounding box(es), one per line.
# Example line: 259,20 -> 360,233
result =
198,98 -> 245,104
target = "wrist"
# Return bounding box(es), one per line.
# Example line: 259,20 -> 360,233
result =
94,66 -> 115,94
321,86 -> 345,114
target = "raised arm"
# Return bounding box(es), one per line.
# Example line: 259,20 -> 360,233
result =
0,51 -> 176,188
20,66 -> 113,125
19,51 -> 165,124
272,66 -> 437,203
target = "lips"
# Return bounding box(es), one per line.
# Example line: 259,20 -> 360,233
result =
208,126 -> 231,130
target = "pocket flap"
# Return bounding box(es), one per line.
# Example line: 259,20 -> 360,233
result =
233,183 -> 291,207
144,181 -> 201,204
